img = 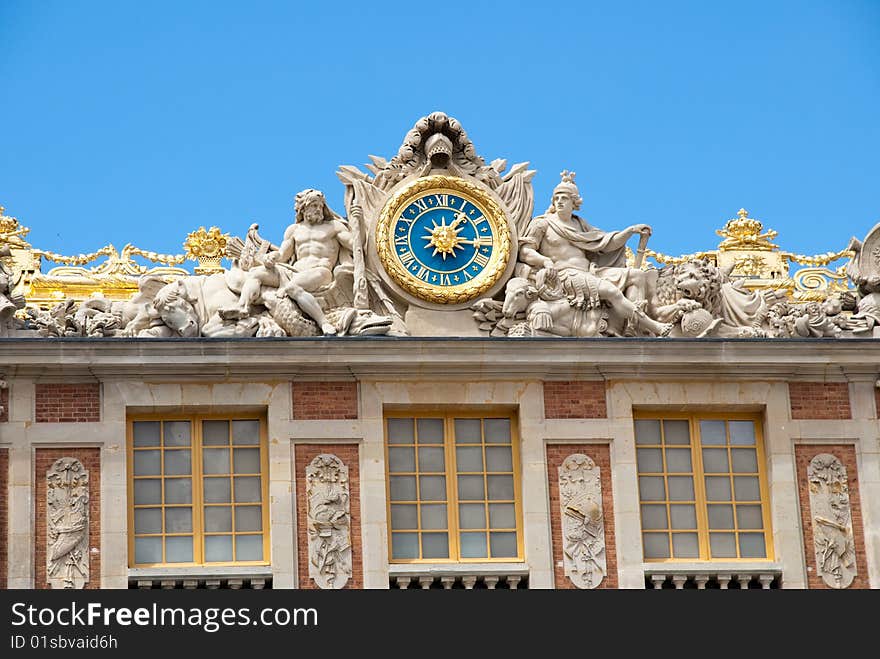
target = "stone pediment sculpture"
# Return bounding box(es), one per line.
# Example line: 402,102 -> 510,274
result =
808,454 -> 857,588
306,454 -> 352,589
1,112 -> 876,340
558,454 -> 605,589
46,457 -> 90,589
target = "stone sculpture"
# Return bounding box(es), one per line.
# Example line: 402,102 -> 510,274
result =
46,457 -> 90,589
808,454 -> 857,589
306,454 -> 352,589
558,454 -> 605,589
0,245 -> 25,337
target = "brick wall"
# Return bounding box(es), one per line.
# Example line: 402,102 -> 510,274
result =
0,386 -> 8,422
35,383 -> 101,423
543,381 -> 607,419
292,382 -> 358,420
875,388 -> 880,418
294,444 -> 362,589
794,444 -> 869,589
547,443 -> 617,589
788,382 -> 851,420
34,448 -> 101,589
0,449 -> 7,589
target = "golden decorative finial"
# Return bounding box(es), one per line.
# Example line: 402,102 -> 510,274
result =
0,205 -> 31,249
716,207 -> 779,251
184,226 -> 229,274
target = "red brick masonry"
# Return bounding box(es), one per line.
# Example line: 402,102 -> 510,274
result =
547,443 -> 617,589
35,383 -> 101,423
543,381 -> 607,419
794,444 -> 869,589
295,444 -> 362,589
788,382 -> 851,420
34,448 -> 101,589
0,449 -> 8,588
292,382 -> 358,420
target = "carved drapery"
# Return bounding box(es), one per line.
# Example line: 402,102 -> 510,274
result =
306,454 -> 352,589
558,454 -> 605,589
808,454 -> 857,589
46,457 -> 89,589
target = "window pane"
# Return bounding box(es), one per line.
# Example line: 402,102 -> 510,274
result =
235,505 -> 262,532
486,446 -> 513,472
454,418 -> 481,443
205,535 -> 233,562
203,477 -> 231,504
459,503 -> 486,529
134,507 -> 162,534
421,532 -> 449,559
165,478 -> 192,504
234,476 -> 261,503
707,504 -> 734,529
736,505 -> 764,530
388,447 -> 415,472
133,421 -> 160,447
637,448 -> 663,473
202,420 -> 228,446
642,533 -> 670,559
638,476 -> 665,501
164,449 -> 191,476
420,504 -> 447,530
235,535 -> 263,561
419,475 -> 447,501
489,503 -> 516,529
134,450 -> 161,476
700,420 -> 726,445
391,533 -> 419,560
418,447 -> 445,472
389,476 -> 416,501
729,421 -> 755,446
135,537 -> 162,564
456,447 -> 483,472
457,475 -> 484,501
702,448 -> 729,473
165,507 -> 192,533
665,448 -> 692,473
672,533 -> 699,558
669,504 -> 697,530
233,448 -> 261,474
490,532 -> 518,558
734,476 -> 761,501
487,475 -> 514,500
387,418 -> 414,444
164,421 -> 191,447
640,504 -> 668,530
460,532 -> 487,558
484,418 -> 511,443
203,448 -> 231,475
705,476 -> 732,501
417,418 -> 444,443
667,476 -> 695,501
204,506 -> 232,532
663,420 -> 690,445
134,479 -> 161,505
634,419 -> 661,444
731,448 -> 758,473
709,532 -> 737,558
165,536 -> 193,563
390,504 -> 418,530
231,420 -> 259,445
739,533 -> 767,558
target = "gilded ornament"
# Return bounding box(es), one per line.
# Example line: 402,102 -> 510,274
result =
184,226 -> 229,275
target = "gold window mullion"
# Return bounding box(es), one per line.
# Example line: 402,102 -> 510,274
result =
691,417 -> 711,561
192,416 -> 204,565
445,414 -> 461,561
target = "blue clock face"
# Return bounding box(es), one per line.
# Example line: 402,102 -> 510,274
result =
392,191 -> 495,287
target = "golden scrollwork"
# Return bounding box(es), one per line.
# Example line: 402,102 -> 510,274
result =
184,226 -> 229,274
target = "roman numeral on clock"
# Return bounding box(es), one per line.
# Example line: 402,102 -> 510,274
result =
433,194 -> 448,207
399,250 -> 415,267
474,252 -> 489,267
395,235 -> 408,246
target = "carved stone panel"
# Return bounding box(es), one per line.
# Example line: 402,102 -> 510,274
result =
306,454 -> 352,589
46,457 -> 89,589
808,453 -> 857,589
558,454 -> 605,589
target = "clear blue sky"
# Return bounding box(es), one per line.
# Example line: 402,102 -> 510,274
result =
1,1 -> 878,266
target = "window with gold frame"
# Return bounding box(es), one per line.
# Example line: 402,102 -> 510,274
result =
127,415 -> 270,567
634,413 -> 773,561
385,411 -> 523,562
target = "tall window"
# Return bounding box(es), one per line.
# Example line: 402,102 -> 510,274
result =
385,412 -> 522,562
128,416 -> 269,567
635,414 -> 772,561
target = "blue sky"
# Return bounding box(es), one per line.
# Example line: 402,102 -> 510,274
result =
1,1 -> 878,267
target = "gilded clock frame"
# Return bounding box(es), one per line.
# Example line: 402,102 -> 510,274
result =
376,175 -> 511,306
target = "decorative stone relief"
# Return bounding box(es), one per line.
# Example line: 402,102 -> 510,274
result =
558,454 -> 605,589
46,457 -> 90,589
306,454 -> 352,589
808,453 -> 857,588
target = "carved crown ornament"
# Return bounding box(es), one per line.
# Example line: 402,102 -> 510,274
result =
1,111 -> 876,340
